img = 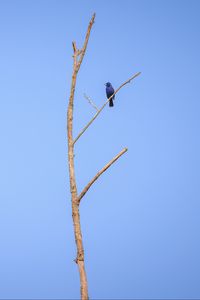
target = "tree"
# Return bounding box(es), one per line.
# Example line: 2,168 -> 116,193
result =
67,13 -> 141,300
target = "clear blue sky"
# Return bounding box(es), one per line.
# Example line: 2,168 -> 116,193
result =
0,0 -> 200,299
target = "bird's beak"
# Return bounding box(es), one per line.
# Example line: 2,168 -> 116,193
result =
104,83 -> 106,86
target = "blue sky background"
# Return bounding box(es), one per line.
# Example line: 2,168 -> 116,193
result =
0,0 -> 200,299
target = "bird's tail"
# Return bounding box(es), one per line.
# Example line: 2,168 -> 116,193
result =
109,98 -> 114,107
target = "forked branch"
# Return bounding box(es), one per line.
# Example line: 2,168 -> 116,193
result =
77,147 -> 128,204
73,71 -> 141,144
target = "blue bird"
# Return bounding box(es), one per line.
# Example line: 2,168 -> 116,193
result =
105,82 -> 115,107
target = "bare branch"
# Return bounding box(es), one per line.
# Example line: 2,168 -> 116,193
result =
77,147 -> 128,204
84,93 -> 99,111
72,41 -> 77,53
76,13 -> 96,72
73,71 -> 141,144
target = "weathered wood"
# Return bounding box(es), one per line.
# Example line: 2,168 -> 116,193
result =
77,148 -> 128,204
67,13 -> 95,300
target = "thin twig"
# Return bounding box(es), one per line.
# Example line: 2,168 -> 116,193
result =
77,147 -> 128,204
72,41 -> 77,53
84,93 -> 99,111
73,71 -> 141,144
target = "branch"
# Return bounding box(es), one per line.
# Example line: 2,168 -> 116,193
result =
77,147 -> 128,204
73,71 -> 141,144
72,41 -> 77,53
76,13 -> 96,72
84,93 -> 99,111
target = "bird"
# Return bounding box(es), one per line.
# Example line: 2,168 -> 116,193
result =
105,82 -> 115,107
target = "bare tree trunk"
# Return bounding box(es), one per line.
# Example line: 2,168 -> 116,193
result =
67,68 -> 88,299
66,13 -> 140,300
67,14 -> 95,300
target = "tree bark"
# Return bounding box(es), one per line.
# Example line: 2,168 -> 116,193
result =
67,14 -> 95,300
67,67 -> 88,299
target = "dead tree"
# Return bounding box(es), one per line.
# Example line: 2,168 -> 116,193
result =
67,13 -> 141,300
